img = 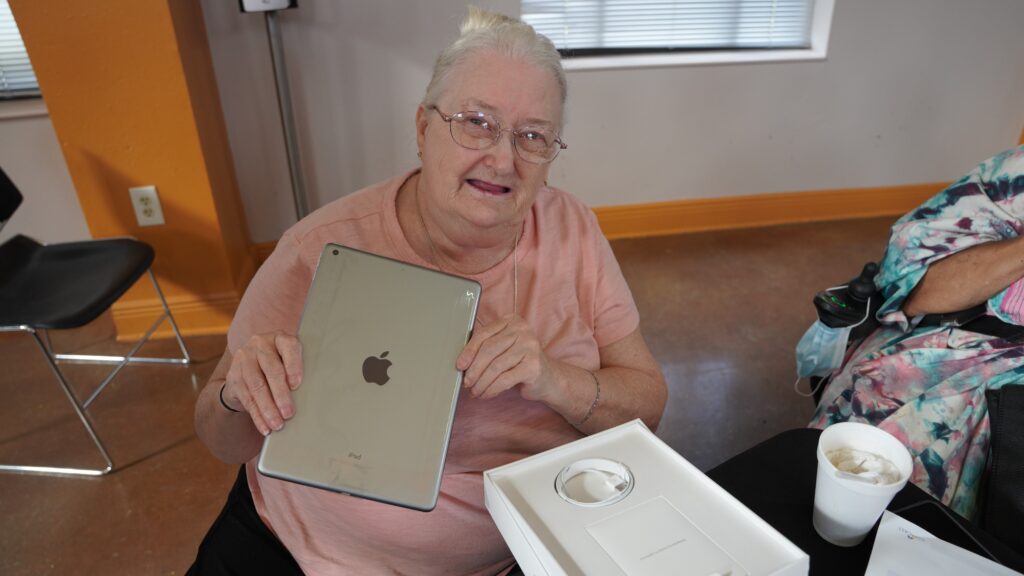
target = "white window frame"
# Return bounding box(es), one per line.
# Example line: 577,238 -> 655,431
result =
530,0 -> 835,72
0,0 -> 40,99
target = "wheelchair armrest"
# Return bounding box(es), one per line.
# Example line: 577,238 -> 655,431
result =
807,262 -> 882,407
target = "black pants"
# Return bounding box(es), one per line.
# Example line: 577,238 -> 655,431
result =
187,466 -> 304,575
187,466 -> 525,576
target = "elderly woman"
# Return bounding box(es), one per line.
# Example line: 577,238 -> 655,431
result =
190,8 -> 666,575
810,145 -> 1024,520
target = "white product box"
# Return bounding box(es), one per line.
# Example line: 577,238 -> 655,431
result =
484,420 -> 809,576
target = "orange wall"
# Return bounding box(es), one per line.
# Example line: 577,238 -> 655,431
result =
11,0 -> 254,338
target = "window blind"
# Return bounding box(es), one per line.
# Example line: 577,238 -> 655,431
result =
0,0 -> 39,98
522,0 -> 815,55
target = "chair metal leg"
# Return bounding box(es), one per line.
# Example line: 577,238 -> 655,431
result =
52,269 -> 192,368
42,328 -> 55,356
81,312 -> 166,409
148,269 -> 191,364
0,328 -> 114,477
0,270 -> 191,477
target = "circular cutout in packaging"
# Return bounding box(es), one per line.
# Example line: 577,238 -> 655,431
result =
555,458 -> 634,507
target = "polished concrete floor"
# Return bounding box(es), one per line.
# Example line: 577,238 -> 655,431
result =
0,217 -> 895,575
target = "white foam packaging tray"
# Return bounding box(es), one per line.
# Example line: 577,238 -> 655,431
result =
484,419 -> 809,576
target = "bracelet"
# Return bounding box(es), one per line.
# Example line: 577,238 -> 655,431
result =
219,383 -> 241,413
577,371 -> 601,426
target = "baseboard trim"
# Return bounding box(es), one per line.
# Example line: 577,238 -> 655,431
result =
254,241 -> 276,268
111,290 -> 242,342
252,182 -> 945,253
593,182 -> 946,240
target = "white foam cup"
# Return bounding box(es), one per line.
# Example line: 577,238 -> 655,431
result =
812,422 -> 913,547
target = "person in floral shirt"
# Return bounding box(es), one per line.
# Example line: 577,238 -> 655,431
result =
811,145 -> 1024,519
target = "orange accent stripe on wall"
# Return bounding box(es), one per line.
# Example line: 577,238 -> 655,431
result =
593,182 -> 947,240
110,291 -> 245,339
251,182 -> 948,269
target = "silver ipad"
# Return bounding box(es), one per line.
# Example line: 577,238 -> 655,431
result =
257,244 -> 480,511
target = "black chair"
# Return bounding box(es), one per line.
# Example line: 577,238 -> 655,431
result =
0,167 -> 190,476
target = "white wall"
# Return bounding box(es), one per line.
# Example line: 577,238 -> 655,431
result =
200,0 -> 1024,242
553,0 -> 1024,205
5,0 -> 1024,244
0,103 -> 89,244
200,0 -> 521,242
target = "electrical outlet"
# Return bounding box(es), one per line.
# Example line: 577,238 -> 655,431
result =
129,185 -> 165,226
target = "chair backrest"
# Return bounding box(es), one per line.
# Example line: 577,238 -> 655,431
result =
0,167 -> 24,232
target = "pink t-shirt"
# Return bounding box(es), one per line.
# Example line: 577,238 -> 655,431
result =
228,171 -> 640,575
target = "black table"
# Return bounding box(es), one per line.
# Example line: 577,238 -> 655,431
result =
706,428 -> 1024,575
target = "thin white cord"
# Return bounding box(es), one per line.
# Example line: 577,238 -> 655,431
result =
794,375 -> 825,399
513,226 -> 518,317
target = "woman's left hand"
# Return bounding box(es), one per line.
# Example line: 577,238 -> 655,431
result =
457,314 -> 555,401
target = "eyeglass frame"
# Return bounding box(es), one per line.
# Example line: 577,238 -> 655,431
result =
427,106 -> 567,165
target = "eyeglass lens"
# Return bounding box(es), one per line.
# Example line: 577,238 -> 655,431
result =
444,110 -> 562,163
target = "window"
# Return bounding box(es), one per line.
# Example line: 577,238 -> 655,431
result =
0,0 -> 40,99
521,0 -> 834,70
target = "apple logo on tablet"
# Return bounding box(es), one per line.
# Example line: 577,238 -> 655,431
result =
362,351 -> 392,386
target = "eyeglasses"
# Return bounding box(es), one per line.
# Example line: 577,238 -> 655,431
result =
429,106 -> 567,165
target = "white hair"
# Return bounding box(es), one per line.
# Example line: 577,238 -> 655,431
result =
423,6 -> 567,124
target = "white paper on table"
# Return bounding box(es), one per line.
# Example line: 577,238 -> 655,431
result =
865,511 -> 1022,576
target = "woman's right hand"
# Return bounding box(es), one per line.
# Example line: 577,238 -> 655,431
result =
222,331 -> 304,436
